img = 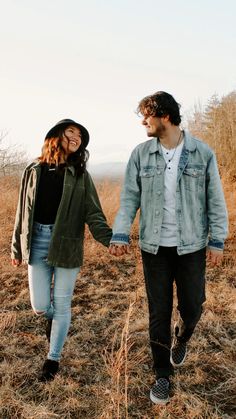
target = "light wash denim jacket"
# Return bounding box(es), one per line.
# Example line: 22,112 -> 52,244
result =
111,132 -> 228,255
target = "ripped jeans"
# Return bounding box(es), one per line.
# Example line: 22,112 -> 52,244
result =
28,222 -> 80,361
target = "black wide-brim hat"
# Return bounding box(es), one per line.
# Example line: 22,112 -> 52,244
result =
45,119 -> 89,147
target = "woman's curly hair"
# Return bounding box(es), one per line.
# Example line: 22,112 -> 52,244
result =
38,127 -> 89,175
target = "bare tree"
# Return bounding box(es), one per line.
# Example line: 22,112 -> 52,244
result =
187,90 -> 236,178
187,100 -> 206,139
0,131 -> 28,177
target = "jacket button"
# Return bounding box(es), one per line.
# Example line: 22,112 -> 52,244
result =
154,229 -> 158,233
157,191 -> 161,195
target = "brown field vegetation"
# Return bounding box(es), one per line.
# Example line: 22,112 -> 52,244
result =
0,173 -> 235,419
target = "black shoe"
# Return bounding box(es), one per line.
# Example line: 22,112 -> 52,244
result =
39,359 -> 59,382
150,377 -> 170,404
45,319 -> 52,343
170,335 -> 187,367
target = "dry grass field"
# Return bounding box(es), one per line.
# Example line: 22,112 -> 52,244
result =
0,175 -> 235,419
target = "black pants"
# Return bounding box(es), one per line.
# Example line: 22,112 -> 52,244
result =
141,246 -> 206,378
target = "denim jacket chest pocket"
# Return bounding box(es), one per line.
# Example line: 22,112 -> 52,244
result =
182,165 -> 205,191
140,167 -> 161,192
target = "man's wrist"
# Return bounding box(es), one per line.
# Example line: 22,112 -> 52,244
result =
110,233 -> 130,246
207,239 -> 224,251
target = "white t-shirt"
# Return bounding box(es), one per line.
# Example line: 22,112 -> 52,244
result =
159,141 -> 184,246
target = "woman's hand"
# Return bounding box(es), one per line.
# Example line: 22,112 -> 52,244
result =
11,259 -> 22,267
109,244 -> 129,257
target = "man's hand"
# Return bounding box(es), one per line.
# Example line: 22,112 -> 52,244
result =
207,248 -> 223,267
11,259 -> 22,267
109,243 -> 129,257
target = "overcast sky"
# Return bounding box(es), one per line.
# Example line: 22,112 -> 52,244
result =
1,0 -> 235,164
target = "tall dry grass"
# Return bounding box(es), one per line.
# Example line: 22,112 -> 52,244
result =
0,174 -> 235,418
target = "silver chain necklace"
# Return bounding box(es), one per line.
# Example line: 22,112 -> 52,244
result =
161,130 -> 183,171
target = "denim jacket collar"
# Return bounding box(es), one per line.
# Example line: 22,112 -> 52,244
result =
148,130 -> 197,155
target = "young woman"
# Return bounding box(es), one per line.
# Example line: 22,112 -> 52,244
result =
11,119 -> 112,382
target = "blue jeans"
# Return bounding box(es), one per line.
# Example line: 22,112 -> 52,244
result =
28,222 -> 80,361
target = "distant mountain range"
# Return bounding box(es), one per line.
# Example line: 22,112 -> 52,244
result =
88,161 -> 127,179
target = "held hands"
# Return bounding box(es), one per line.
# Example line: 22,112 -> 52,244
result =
109,243 -> 129,257
11,259 -> 22,267
206,248 -> 223,267
109,245 -> 224,263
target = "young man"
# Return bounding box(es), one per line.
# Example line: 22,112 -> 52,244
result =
109,91 -> 228,404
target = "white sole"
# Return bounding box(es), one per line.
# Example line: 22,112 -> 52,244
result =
150,391 -> 169,405
170,345 -> 187,367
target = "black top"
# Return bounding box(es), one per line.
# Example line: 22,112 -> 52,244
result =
34,164 -> 66,224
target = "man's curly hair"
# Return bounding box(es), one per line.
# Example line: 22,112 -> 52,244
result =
137,91 -> 181,126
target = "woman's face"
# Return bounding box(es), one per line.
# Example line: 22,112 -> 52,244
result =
61,125 -> 82,156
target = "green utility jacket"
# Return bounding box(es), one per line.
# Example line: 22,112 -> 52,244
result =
11,161 -> 112,268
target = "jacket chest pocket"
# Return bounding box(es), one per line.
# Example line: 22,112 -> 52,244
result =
182,167 -> 205,191
140,168 -> 156,191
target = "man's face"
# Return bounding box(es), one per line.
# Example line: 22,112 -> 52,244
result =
61,125 -> 82,155
141,113 -> 166,137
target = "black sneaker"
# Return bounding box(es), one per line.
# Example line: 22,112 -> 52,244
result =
170,337 -> 187,367
39,359 -> 59,382
45,319 -> 52,343
150,377 -> 170,404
